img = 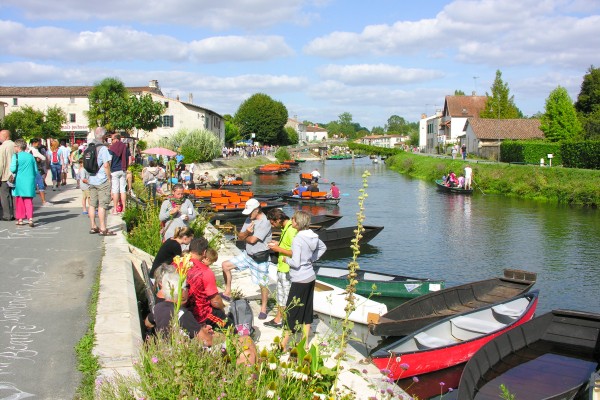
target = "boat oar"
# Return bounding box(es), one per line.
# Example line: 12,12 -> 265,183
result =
473,180 -> 485,195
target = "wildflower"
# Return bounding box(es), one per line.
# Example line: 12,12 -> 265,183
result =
400,363 -> 409,370
448,388 -> 454,392
440,382 -> 445,386
151,356 -> 158,364
412,376 -> 419,383
380,368 -> 391,375
362,369 -> 368,374
387,388 -> 394,394
95,378 -> 103,387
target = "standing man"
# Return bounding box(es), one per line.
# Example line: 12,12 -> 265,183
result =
29,138 -> 51,206
87,127 -> 115,236
461,143 -> 467,160
0,130 -> 15,221
221,198 -> 272,320
311,168 -> 321,183
108,133 -> 130,214
58,139 -> 70,186
464,164 -> 473,190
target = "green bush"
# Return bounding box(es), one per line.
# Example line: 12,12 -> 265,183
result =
561,141 -> 600,169
274,146 -> 292,162
501,140 -> 561,164
348,143 -> 403,157
152,128 -> 221,163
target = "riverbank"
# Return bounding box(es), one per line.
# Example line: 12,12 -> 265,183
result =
386,151 -> 600,207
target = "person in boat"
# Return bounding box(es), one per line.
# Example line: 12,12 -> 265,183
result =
311,168 -> 321,182
309,182 -> 320,192
458,175 -> 465,188
326,182 -> 340,199
447,171 -> 458,187
265,208 -> 298,328
297,182 -> 308,196
280,210 -> 326,350
291,183 -> 300,197
464,164 -> 473,190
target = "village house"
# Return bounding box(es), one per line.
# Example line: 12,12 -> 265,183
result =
0,80 -> 224,144
419,110 -> 443,153
285,117 -> 307,143
359,134 -> 406,148
305,124 -> 328,142
462,118 -> 544,159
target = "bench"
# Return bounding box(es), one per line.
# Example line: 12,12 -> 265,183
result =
414,332 -> 455,349
451,316 -> 505,340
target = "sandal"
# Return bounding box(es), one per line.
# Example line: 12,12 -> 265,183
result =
89,227 -> 100,234
15,220 -> 25,226
28,219 -> 34,228
99,230 -> 117,236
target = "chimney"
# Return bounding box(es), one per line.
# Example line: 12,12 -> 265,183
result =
421,113 -> 427,119
149,80 -> 159,88
188,93 -> 193,103
176,94 -> 179,101
472,91 -> 476,96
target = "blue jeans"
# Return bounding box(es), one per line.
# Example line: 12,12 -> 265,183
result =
50,163 -> 61,183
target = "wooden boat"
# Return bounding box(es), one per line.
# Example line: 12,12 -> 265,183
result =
327,154 -> 353,160
457,309 -> 600,400
282,160 -> 300,166
370,290 -> 539,380
281,193 -> 340,206
208,180 -> 253,190
299,173 -> 314,184
254,164 -> 290,175
295,159 -> 306,163
370,269 -> 537,337
210,200 -> 288,221
435,179 -> 473,194
317,225 -> 384,251
314,265 -> 445,299
310,214 -> 342,228
313,280 -> 387,326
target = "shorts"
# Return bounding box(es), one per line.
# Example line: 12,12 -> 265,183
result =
89,180 -> 111,209
35,174 -> 45,191
276,271 -> 292,306
229,251 -> 269,287
111,170 -> 127,194
81,189 -> 90,201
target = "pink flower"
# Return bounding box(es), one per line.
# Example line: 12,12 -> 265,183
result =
400,363 -> 410,370
412,376 -> 419,383
151,356 -> 158,363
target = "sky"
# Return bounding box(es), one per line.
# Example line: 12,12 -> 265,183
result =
1,0 -> 600,130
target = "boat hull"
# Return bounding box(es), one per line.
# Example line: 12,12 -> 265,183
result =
435,179 -> 473,194
317,225 -> 384,251
210,201 -> 288,221
371,291 -> 539,379
370,269 -> 537,337
457,309 -> 600,400
281,195 -> 340,205
314,266 -> 444,298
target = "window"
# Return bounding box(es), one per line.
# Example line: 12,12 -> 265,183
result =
69,113 -> 76,123
162,115 -> 174,127
12,98 -> 17,106
70,97 -> 75,104
164,101 -> 169,108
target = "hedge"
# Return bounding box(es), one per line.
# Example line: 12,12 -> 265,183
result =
501,140 -> 561,165
347,142 -> 404,157
561,141 -> 600,170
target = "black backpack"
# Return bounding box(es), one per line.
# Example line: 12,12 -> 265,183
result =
83,143 -> 102,175
227,299 -> 255,336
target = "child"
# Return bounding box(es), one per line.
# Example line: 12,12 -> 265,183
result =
202,248 -> 218,266
77,159 -> 90,214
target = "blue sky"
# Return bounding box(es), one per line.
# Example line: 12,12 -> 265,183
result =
1,0 -> 599,129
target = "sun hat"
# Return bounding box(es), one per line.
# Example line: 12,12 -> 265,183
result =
242,198 -> 260,215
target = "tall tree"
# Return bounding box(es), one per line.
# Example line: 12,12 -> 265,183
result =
2,105 -> 66,140
386,115 -> 407,134
338,112 -> 356,138
540,86 -> 582,142
454,89 -> 466,96
574,65 -> 600,139
371,126 -> 385,135
234,93 -> 288,144
85,77 -> 129,130
480,70 -> 522,119
128,93 -> 165,134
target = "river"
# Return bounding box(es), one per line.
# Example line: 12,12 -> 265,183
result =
246,156 -> 600,316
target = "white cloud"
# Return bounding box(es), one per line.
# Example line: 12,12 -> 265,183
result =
0,0 -> 308,30
318,64 -> 445,85
189,36 -> 294,63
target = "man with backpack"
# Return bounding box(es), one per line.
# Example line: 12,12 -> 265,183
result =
85,127 -> 115,236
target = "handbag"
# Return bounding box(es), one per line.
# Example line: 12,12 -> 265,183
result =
249,249 -> 270,263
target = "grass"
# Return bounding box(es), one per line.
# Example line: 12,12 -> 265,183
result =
74,260 -> 102,400
386,152 -> 600,207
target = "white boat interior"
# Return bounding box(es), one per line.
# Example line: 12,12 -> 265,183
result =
317,266 -> 422,282
313,280 -> 388,324
390,296 -> 531,353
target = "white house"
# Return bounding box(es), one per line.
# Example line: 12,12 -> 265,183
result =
285,117 -> 307,143
359,134 -> 405,148
419,111 -> 443,153
305,125 -> 328,142
0,80 -> 224,144
439,94 -> 487,144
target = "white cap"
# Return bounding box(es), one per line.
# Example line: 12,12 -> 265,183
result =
242,198 -> 260,215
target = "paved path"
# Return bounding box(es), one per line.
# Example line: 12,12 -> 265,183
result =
0,180 -> 105,399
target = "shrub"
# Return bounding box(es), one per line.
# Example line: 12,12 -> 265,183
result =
501,140 -> 561,164
561,140 -> 600,169
274,146 -> 292,162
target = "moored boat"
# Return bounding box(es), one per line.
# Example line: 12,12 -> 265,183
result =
254,164 -> 290,175
370,269 -> 537,337
210,200 -> 288,221
435,179 -> 473,194
281,193 -> 340,205
457,309 -> 600,400
310,214 -> 342,228
208,180 -> 253,190
314,265 -> 445,299
299,173 -> 314,184
370,290 -> 539,380
316,225 -> 384,251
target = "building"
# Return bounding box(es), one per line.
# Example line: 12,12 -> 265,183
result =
463,118 -> 544,159
359,134 -> 406,148
440,94 -> 487,144
305,124 -> 328,142
419,111 -> 443,153
0,80 -> 224,144
285,117 -> 307,143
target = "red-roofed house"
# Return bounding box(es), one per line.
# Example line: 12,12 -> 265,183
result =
306,124 -> 328,142
440,95 -> 487,143
359,134 -> 406,148
463,118 -> 544,159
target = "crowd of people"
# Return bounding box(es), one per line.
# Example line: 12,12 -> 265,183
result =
291,168 -> 340,199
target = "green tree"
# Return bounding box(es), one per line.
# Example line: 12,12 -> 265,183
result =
234,93 -> 288,144
85,77 -> 129,130
371,126 -> 385,135
2,105 -> 66,140
283,126 -> 298,145
338,112 -> 356,139
325,121 -> 341,138
454,89 -> 466,96
574,66 -> 600,139
128,93 -> 165,135
540,86 -> 582,142
170,129 -> 221,163
225,119 -> 242,145
480,70 -> 523,119
386,115 -> 407,134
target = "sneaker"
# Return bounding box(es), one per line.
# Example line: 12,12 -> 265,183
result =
264,319 -> 283,328
258,312 -> 268,320
41,202 -> 53,207
82,211 -> 89,215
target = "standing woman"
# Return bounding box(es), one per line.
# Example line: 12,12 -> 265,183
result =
280,210 -> 326,349
10,139 -> 37,227
47,139 -> 61,190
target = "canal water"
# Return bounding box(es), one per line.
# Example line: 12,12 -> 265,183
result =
246,157 -> 600,316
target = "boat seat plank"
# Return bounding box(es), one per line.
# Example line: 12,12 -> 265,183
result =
451,316 -> 505,340
363,272 -> 394,281
491,304 -> 523,318
414,332 -> 456,349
